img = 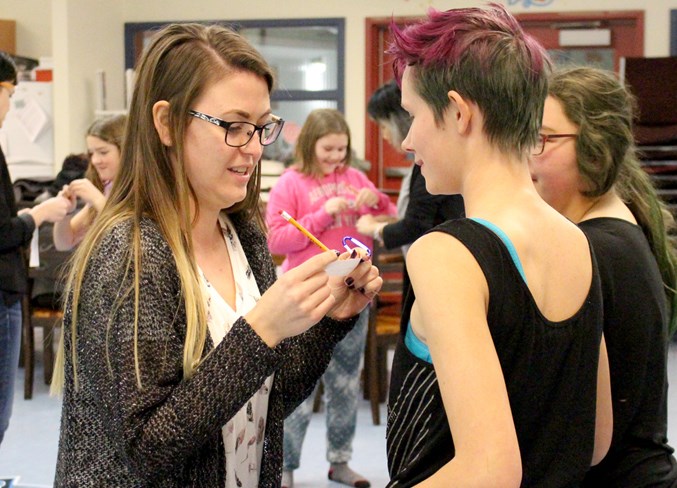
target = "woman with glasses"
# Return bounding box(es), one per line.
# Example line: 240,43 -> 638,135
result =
0,51 -> 70,449
265,108 -> 395,488
530,66 -> 677,487
385,5 -> 612,486
51,24 -> 382,487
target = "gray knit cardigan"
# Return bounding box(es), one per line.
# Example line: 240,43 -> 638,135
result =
54,212 -> 356,487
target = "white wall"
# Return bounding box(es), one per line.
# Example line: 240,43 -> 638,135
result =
0,0 -> 52,59
51,0 -> 125,168
3,0 -> 677,170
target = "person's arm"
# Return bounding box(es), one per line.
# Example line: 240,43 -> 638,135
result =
52,205 -> 94,251
275,315 -> 357,416
406,232 -> 522,487
0,196 -> 69,252
592,335 -> 613,465
265,172 -> 333,256
0,210 -> 36,252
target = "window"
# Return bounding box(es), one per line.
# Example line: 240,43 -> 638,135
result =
125,18 -> 344,163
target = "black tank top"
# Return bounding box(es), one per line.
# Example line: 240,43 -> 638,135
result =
386,218 -> 604,487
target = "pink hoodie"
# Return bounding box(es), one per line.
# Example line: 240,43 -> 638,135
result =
266,167 -> 396,272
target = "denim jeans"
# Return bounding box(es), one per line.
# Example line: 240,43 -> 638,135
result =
283,308 -> 369,470
0,300 -> 22,447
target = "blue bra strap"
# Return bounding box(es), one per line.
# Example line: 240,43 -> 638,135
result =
404,218 -> 526,365
405,321 -> 432,363
470,217 -> 527,284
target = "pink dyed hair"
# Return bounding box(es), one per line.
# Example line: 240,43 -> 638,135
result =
388,3 -> 550,156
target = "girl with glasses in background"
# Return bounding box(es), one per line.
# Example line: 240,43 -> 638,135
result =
51,24 -> 381,487
530,66 -> 677,487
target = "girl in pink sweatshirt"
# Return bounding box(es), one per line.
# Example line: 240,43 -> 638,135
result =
266,108 -> 395,488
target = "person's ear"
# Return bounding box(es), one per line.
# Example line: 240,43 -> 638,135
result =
447,90 -> 472,134
152,100 -> 172,146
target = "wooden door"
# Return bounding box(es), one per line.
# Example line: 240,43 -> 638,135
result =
365,18 -> 419,196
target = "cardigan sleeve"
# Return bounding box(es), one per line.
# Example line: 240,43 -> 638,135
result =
0,213 -> 35,252
275,315 -> 357,417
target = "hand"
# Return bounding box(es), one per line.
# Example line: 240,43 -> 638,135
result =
67,179 -> 106,211
354,188 -> 379,209
324,197 -> 351,216
29,195 -> 71,226
328,250 -> 383,320
245,251 -> 339,347
58,185 -> 77,215
356,214 -> 378,236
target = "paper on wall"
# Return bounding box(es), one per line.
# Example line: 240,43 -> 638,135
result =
14,97 -> 49,143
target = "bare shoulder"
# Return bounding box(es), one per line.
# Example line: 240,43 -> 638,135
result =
407,230 -> 476,275
407,230 -> 488,303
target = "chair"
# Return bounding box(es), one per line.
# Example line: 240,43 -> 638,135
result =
20,222 -> 70,399
363,242 -> 404,425
21,290 -> 61,400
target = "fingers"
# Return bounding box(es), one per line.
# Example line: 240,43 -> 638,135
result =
343,256 -> 381,298
355,215 -> 375,235
287,250 -> 337,280
45,196 -> 72,222
355,189 -> 378,208
295,277 -> 335,320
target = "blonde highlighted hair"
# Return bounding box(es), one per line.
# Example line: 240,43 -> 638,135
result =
52,23 -> 274,393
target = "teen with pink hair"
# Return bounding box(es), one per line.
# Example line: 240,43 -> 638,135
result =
385,5 -> 612,486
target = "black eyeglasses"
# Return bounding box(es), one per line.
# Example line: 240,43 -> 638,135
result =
188,110 -> 285,147
532,133 -> 577,156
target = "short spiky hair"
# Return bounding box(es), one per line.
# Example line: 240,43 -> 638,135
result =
388,3 -> 550,156
0,51 -> 17,84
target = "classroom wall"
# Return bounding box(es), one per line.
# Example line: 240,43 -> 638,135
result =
0,0 -> 51,59
1,0 -> 677,171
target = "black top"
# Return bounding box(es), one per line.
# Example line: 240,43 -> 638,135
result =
381,164 -> 464,250
0,145 -> 36,305
580,218 -> 677,487
387,219 -> 604,487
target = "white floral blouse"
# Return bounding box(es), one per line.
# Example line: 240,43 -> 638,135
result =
199,213 -> 274,488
